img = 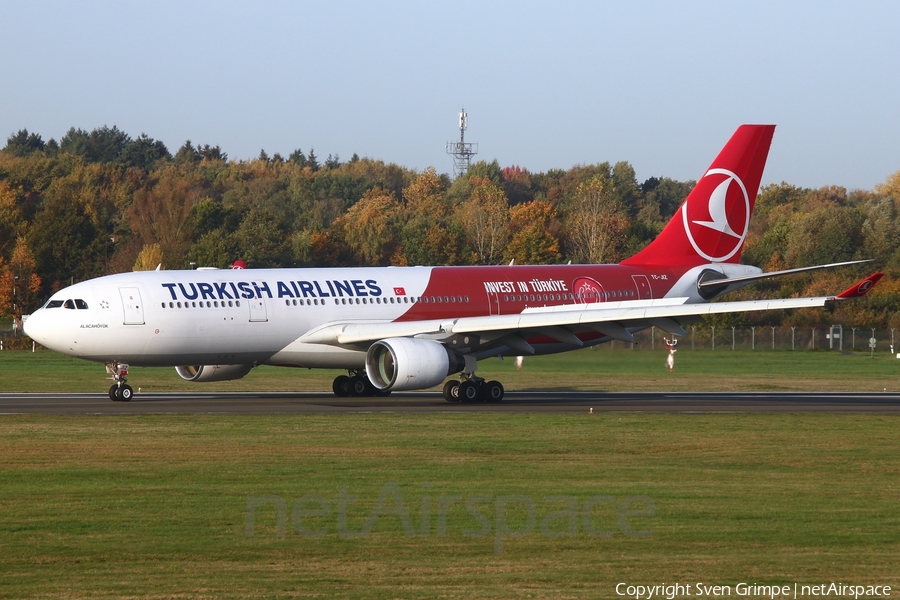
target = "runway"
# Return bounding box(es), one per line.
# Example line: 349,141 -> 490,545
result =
2,391 -> 900,414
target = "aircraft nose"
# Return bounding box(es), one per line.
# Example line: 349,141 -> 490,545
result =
23,310 -> 48,343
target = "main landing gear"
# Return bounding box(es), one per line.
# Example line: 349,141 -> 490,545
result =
442,376 -> 504,403
332,371 -> 391,397
106,362 -> 134,402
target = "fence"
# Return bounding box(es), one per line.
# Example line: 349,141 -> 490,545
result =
621,325 -> 898,353
1,317 -> 37,350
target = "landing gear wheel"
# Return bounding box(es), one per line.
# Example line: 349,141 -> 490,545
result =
106,362 -> 131,402
350,375 -> 372,397
443,380 -> 461,402
116,385 -> 133,402
459,381 -> 479,403
483,380 -> 504,402
333,375 -> 351,397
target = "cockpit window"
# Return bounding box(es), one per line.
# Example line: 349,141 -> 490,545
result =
61,299 -> 89,310
45,300 -> 64,309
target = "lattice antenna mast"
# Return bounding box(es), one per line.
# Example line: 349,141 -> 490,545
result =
445,108 -> 478,178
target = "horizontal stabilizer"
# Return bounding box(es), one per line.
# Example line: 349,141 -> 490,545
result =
698,260 -> 872,292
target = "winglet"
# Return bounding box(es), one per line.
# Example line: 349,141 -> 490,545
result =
835,272 -> 884,299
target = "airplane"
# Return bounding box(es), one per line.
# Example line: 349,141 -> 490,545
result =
23,124 -> 883,402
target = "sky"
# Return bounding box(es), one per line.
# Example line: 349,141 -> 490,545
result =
2,0 -> 898,190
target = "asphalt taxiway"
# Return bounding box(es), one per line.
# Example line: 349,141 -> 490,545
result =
1,391 -> 900,414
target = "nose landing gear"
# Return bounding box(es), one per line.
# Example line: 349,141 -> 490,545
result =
106,362 -> 134,401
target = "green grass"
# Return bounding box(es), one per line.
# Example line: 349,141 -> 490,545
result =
0,414 -> 898,598
2,350 -> 899,597
1,346 -> 900,393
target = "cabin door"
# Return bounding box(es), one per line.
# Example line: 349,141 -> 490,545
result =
119,287 -> 145,325
631,275 -> 653,300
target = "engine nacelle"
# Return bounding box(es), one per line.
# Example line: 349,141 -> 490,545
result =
175,364 -> 254,382
366,338 -> 462,391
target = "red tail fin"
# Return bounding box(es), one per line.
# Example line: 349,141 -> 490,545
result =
622,125 -> 775,268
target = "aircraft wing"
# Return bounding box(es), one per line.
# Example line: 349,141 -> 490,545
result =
301,273 -> 884,353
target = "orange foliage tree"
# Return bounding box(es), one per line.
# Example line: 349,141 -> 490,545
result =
505,200 -> 561,264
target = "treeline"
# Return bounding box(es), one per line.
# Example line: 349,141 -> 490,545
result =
1,125 -> 899,329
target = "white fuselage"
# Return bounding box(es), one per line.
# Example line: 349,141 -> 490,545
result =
24,267 -> 435,368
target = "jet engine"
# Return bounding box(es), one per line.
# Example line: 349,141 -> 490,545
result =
366,338 -> 463,391
175,364 -> 254,382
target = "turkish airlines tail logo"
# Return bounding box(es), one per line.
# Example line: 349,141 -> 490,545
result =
682,168 -> 750,262
691,171 -> 744,238
621,124 -> 775,268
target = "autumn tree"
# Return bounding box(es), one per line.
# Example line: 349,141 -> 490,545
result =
133,243 -> 164,271
504,200 -> 561,264
29,185 -> 100,288
456,176 -> 510,265
500,165 -> 534,205
0,238 -> 43,326
864,169 -> 900,272
564,174 -> 628,264
875,168 -> 900,203
129,169 -> 205,268
400,167 -> 463,265
611,161 -> 641,215
332,187 -> 401,266
860,196 -> 900,270
0,181 -> 22,259
782,198 -> 863,268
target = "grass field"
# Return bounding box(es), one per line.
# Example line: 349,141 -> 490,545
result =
1,414 -> 898,598
1,350 -> 899,598
2,345 -> 900,393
